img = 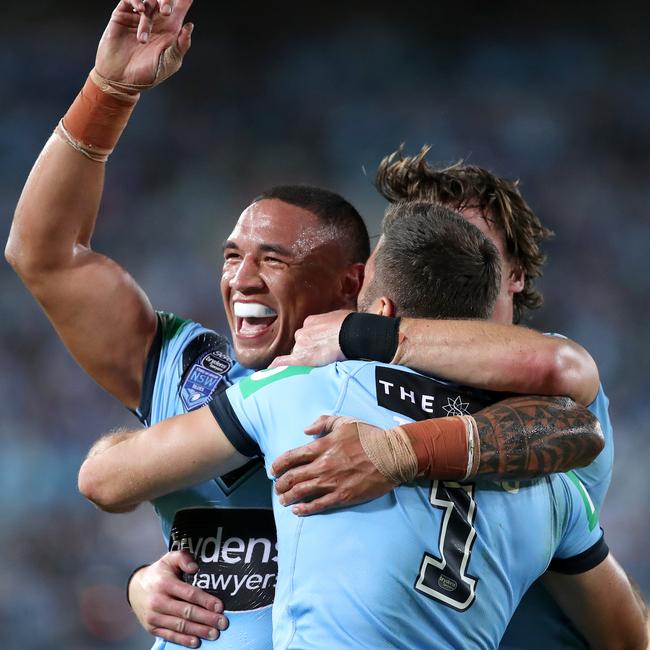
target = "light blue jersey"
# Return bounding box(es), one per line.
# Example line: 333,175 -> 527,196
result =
211,361 -> 608,650
501,343 -> 614,649
135,312 -> 273,650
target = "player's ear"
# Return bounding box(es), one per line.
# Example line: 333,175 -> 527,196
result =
508,264 -> 525,295
338,262 -> 365,308
375,296 -> 396,318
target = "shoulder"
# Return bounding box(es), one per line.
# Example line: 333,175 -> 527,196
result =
136,312 -> 235,423
551,471 -> 600,544
152,311 -> 231,366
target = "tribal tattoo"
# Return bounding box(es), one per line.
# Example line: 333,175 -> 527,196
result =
473,396 -> 604,480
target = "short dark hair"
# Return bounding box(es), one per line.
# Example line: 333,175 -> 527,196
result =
370,201 -> 501,320
253,185 -> 370,264
375,146 -> 553,323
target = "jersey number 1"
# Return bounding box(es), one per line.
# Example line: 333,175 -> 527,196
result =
414,480 -> 478,611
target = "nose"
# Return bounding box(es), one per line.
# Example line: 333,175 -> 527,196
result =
229,254 -> 265,293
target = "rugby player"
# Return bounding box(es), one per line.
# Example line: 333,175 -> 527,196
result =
269,149 -> 629,648
6,1 -> 612,647
78,202 -> 647,649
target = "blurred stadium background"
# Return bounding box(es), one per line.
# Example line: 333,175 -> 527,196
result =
1,2 -> 648,647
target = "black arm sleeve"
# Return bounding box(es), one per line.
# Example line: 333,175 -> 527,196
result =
549,532 -> 609,575
209,390 -> 261,458
132,313 -> 164,426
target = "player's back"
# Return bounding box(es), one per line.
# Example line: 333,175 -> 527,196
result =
283,475 -> 566,649
218,361 -> 603,649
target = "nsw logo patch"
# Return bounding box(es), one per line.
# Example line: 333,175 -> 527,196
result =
180,351 -> 233,411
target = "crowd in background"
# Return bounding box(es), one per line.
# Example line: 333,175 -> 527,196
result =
1,3 -> 648,647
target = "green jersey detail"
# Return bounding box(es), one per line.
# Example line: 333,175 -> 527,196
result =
566,470 -> 598,531
160,312 -> 190,340
239,365 -> 314,398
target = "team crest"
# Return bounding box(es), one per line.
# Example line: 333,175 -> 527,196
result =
180,351 -> 232,411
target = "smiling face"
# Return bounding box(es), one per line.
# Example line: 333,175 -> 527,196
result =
221,198 -> 361,369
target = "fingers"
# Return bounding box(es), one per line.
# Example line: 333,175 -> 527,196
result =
269,347 -> 318,367
136,1 -> 156,43
304,414 -> 335,436
275,464 -> 319,499
176,22 -> 194,56
150,598 -> 227,631
130,0 -> 180,44
157,0 -> 174,15
151,613 -> 222,643
292,492 -> 342,517
271,441 -> 320,478
150,610 -> 222,647
272,416 -> 359,476
117,0 -> 146,27
149,625 -> 201,648
142,573 -> 228,646
164,549 -> 200,574
278,478 -> 325,506
269,355 -> 292,368
164,576 -> 225,614
124,0 -> 147,12
304,414 -> 356,436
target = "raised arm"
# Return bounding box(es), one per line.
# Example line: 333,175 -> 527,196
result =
5,1 -> 193,408
272,311 -> 600,406
542,555 -> 648,650
78,405 -> 249,511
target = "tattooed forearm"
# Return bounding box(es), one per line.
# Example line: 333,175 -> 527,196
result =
473,396 -> 604,480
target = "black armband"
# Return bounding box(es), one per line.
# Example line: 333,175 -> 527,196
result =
126,564 -> 150,608
209,390 -> 261,457
549,532 -> 609,575
339,313 -> 401,363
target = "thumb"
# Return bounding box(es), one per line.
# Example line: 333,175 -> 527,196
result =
178,549 -> 199,573
304,414 -> 356,436
151,22 -> 193,87
176,21 -> 194,56
304,414 -> 334,436
165,549 -> 199,573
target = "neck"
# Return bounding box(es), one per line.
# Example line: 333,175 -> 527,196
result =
490,296 -> 514,325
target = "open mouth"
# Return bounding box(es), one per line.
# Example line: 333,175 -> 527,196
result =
233,301 -> 278,338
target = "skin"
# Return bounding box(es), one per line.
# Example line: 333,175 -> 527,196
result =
77,295 -> 642,650
4,2 -> 359,643
271,209 -> 598,406
76,289 -> 598,511
391,206 -> 599,406
270,293 -> 602,515
4,0 -> 195,410
221,199 -> 362,369
271,395 -> 603,515
6,1 -> 603,645
270,212 -> 600,514
459,205 -> 525,326
541,557 -> 648,650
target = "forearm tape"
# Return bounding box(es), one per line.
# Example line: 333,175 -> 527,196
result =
358,415 -> 480,484
339,313 -> 401,363
55,70 -> 141,162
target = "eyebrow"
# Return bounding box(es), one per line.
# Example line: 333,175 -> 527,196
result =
222,240 -> 294,258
